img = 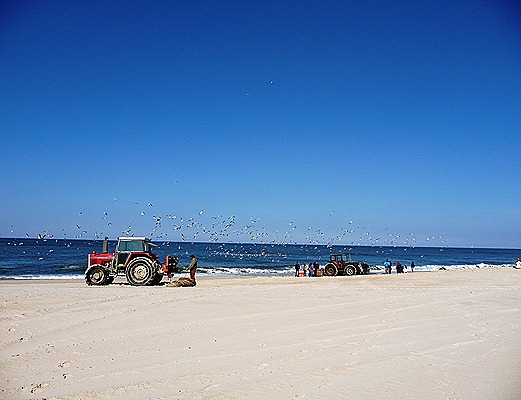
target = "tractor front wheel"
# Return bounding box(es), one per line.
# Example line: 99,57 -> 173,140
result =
126,258 -> 155,286
324,263 -> 337,276
85,265 -> 110,285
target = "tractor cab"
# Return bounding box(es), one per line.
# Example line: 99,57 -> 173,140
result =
330,254 -> 348,263
115,237 -> 156,270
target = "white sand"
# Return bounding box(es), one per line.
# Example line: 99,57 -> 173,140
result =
1,268 -> 521,400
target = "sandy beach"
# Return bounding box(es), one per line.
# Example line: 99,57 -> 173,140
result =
2,268 -> 521,400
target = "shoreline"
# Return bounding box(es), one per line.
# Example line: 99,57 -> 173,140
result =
1,262 -> 518,281
2,268 -> 521,399
0,265 -> 516,283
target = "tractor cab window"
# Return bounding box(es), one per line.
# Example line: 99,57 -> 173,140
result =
118,240 -> 145,252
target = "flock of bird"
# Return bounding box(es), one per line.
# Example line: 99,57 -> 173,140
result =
2,76 -> 445,249
3,200 -> 446,248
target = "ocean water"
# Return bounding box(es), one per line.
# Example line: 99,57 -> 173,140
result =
0,238 -> 519,279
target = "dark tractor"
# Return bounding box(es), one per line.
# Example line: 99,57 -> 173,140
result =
324,253 -> 361,276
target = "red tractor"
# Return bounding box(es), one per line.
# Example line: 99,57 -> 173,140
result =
85,237 -> 179,286
324,253 -> 362,276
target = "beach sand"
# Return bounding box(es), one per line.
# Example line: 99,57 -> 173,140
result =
1,268 -> 521,400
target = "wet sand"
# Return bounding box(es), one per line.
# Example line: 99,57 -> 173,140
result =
1,268 -> 521,399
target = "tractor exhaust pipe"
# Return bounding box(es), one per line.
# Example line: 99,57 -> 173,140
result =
102,237 -> 109,253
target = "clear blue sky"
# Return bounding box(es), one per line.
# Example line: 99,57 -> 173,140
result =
1,1 -> 520,248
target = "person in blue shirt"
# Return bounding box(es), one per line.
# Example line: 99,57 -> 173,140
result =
384,259 -> 392,274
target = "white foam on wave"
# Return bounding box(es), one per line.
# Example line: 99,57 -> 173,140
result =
198,267 -> 293,275
0,274 -> 84,280
413,263 -> 514,272
1,263 -> 515,280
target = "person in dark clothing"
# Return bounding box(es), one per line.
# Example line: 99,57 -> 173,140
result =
295,261 -> 301,277
396,261 -> 404,274
361,261 -> 370,275
313,261 -> 319,276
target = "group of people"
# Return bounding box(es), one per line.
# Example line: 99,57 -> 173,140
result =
294,261 -> 320,277
383,259 -> 415,274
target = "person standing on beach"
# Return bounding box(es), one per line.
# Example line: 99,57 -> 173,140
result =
411,261 -> 415,272
384,259 -> 391,274
188,254 -> 197,281
516,258 -> 521,269
313,261 -> 319,276
396,261 -> 404,274
295,262 -> 300,277
361,261 -> 370,275
308,263 -> 313,277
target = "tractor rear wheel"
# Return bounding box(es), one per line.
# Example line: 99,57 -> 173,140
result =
126,258 -> 155,286
324,263 -> 337,276
85,265 -> 110,285
345,265 -> 356,276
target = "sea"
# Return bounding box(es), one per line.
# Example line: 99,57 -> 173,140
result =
0,238 -> 519,280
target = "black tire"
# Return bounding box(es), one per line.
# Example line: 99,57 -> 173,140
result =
345,265 -> 356,276
85,265 -> 109,285
324,263 -> 337,276
126,258 -> 155,286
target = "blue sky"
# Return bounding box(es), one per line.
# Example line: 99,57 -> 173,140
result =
1,1 -> 520,248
